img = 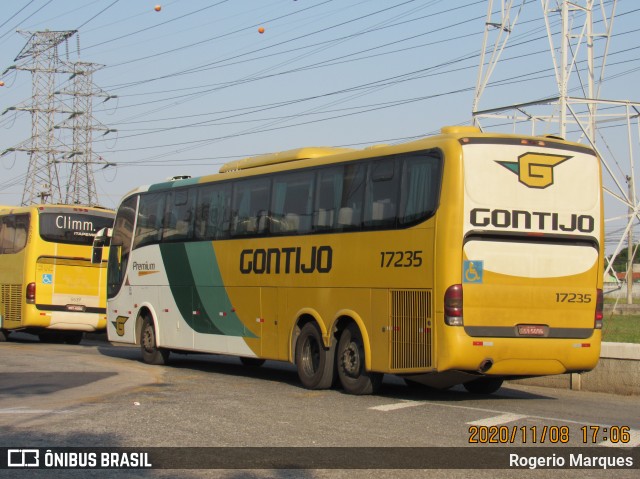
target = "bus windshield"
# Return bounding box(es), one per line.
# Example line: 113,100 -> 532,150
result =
39,212 -> 114,246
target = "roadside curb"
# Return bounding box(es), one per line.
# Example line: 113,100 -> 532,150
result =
509,342 -> 640,395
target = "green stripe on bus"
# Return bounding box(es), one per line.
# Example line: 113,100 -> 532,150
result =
160,242 -> 257,338
148,177 -> 200,191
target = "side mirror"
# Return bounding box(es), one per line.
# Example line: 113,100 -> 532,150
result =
91,227 -> 112,264
92,246 -> 103,264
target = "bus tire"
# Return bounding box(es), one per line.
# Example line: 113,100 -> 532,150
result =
463,377 -> 503,395
295,322 -> 335,390
0,329 -> 9,342
337,323 -> 382,395
63,332 -> 83,345
39,332 -> 64,343
140,316 -> 169,365
239,357 -> 266,367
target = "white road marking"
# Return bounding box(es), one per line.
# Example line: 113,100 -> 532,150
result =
466,413 -> 528,427
0,407 -> 69,414
370,400 -> 640,447
369,400 -> 423,411
600,429 -> 640,448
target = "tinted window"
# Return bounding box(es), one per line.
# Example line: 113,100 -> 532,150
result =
399,153 -> 441,225
364,158 -> 399,227
337,163 -> 366,230
231,178 -> 271,236
134,192 -> 166,249
271,171 -> 314,234
39,213 -> 113,246
163,189 -> 195,242
108,196 -> 137,299
313,167 -> 342,231
195,183 -> 231,240
0,214 -> 30,254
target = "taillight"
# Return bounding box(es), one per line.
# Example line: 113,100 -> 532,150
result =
444,284 -> 463,326
594,288 -> 603,329
26,282 -> 36,304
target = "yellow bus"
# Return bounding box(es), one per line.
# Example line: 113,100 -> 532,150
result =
94,126 -> 603,394
0,204 -> 114,344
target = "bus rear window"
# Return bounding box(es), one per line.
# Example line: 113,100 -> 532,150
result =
39,213 -> 114,245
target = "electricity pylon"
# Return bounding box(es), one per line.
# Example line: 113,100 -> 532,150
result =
55,61 -> 115,205
2,30 -> 76,205
471,0 -> 640,298
1,30 -> 115,206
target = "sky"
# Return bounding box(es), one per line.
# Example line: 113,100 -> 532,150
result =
0,0 -> 638,257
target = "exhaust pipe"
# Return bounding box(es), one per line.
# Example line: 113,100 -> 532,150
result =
478,359 -> 493,373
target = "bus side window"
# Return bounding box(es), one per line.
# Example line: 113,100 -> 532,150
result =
134,192 -> 166,249
163,189 -> 195,242
272,171 -> 314,234
313,167 -> 343,231
231,178 -> 271,236
399,153 -> 442,224
14,215 -> 29,251
338,164 -> 365,229
0,216 -> 8,254
364,158 -> 399,228
195,183 -> 231,241
0,214 -> 29,254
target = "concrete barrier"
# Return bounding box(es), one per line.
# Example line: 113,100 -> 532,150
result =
604,303 -> 640,315
509,342 -> 640,395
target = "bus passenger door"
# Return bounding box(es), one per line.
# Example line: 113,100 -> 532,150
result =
159,283 -> 195,349
259,287 -> 279,359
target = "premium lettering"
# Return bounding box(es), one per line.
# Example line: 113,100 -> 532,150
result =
470,208 -> 595,233
132,261 -> 156,271
240,246 -> 332,274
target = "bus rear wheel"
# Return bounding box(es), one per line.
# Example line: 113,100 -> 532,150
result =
140,316 -> 169,365
63,332 -> 83,345
337,323 -> 382,395
463,377 -> 504,394
295,322 -> 335,389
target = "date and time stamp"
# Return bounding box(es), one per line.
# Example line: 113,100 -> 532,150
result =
469,425 -> 634,445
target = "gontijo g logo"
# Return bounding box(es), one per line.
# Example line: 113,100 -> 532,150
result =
497,153 -> 572,189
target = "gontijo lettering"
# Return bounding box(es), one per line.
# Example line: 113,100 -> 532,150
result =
240,246 -> 332,274
470,208 -> 595,233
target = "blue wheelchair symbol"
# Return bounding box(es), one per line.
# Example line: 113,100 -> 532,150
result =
42,274 -> 53,284
463,260 -> 483,284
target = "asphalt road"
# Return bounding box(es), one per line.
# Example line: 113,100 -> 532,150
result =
0,333 -> 638,479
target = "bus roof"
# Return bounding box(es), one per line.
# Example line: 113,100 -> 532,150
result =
123,125 -> 596,200
219,146 -> 355,173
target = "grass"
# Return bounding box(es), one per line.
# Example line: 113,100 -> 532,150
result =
604,297 -> 640,304
601,314 -> 640,343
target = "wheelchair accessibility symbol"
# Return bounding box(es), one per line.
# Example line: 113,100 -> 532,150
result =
42,274 -> 53,284
463,260 -> 483,284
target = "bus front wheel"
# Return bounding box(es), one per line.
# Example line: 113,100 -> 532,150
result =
140,316 -> 169,365
337,323 -> 382,395
463,377 -> 504,394
295,322 -> 335,390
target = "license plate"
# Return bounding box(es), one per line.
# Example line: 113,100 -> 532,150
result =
517,324 -> 546,336
66,304 -> 86,312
